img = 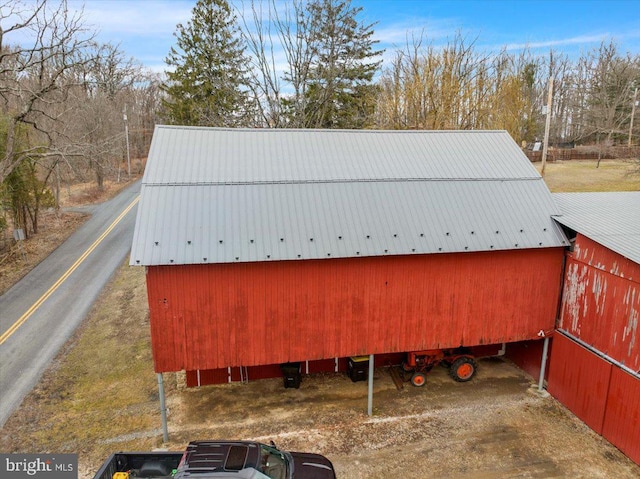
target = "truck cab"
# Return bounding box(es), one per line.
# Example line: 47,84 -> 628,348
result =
174,441 -> 336,479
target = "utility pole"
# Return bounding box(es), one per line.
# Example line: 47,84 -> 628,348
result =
124,106 -> 131,180
629,87 -> 638,147
541,76 -> 554,177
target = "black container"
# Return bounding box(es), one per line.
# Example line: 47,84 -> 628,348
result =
280,362 -> 301,389
348,356 -> 369,382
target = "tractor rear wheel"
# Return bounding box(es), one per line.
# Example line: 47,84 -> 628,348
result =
410,372 -> 427,387
449,357 -> 477,382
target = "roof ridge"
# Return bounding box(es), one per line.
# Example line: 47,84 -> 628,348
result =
143,177 -> 542,187
155,125 -> 509,135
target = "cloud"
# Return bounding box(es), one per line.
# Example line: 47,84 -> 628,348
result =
374,18 -> 457,47
70,0 -> 193,38
503,33 -> 612,51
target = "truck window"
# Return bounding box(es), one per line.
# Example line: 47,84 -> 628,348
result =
259,445 -> 288,479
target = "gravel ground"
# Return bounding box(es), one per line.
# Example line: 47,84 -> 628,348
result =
160,358 -> 640,479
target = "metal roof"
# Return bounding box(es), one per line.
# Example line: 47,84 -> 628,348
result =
131,126 -> 568,266
142,126 -> 542,183
552,192 -> 640,264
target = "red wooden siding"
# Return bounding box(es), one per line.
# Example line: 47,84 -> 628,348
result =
602,367 -> 640,464
548,333 -> 640,466
572,235 -> 639,282
186,368 -> 230,386
559,235 -> 640,371
146,248 -> 564,373
506,339 -> 552,381
547,333 -> 611,434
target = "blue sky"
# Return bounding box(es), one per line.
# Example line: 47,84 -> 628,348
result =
26,0 -> 640,72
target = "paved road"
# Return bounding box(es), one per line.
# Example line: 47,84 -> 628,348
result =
0,180 -> 141,427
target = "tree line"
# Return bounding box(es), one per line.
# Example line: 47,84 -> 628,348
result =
1,0 -> 639,240
1,0 -> 162,238
163,0 -> 640,150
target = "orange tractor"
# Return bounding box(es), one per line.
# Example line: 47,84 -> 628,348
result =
402,348 -> 478,387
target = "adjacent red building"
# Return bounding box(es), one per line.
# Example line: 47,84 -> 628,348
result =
547,192 -> 640,465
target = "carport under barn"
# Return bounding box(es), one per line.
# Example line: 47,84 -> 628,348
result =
131,127 -> 567,396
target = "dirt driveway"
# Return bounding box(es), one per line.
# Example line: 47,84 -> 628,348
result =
163,357 -> 639,479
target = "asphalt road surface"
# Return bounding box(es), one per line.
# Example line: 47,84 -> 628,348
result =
0,180 -> 141,427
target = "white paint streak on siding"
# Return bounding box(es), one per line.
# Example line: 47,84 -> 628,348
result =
563,262 -> 587,335
623,289 -> 638,359
611,261 -> 619,276
592,272 -> 607,315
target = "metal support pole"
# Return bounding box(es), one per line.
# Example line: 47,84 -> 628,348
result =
541,77 -> 554,177
124,108 -> 131,180
157,373 -> 169,442
367,354 -> 374,416
629,87 -> 638,147
538,337 -> 550,392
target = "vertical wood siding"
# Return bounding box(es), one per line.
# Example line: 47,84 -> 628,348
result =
548,333 -> 640,466
506,339 -> 551,381
146,248 -> 564,372
602,367 -> 640,464
547,333 -> 611,434
559,235 -> 640,371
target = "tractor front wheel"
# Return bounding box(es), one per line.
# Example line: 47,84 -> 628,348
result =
411,372 -> 427,387
449,357 -> 478,382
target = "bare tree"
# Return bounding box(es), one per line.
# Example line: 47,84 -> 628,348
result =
584,42 -> 640,145
241,0 -> 282,126
240,0 -> 381,128
0,0 -> 98,184
88,42 -> 142,99
241,0 -> 323,127
62,41 -> 148,188
376,33 -> 495,133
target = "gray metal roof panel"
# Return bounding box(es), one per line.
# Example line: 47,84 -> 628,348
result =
142,126 -> 541,184
552,192 -> 640,264
131,127 -> 567,266
131,179 -> 567,266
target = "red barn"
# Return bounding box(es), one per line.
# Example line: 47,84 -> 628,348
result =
130,127 -> 567,384
547,192 -> 640,465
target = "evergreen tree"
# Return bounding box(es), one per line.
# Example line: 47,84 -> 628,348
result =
303,0 -> 382,128
162,0 -> 253,126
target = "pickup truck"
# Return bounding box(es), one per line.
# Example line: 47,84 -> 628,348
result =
93,440 -> 336,479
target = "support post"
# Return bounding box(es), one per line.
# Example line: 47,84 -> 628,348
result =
541,77 -> 554,177
629,87 -> 638,147
538,337 -> 550,392
124,107 -> 131,180
157,373 -> 169,442
367,354 -> 374,416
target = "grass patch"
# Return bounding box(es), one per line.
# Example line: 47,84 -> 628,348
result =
536,159 -> 640,192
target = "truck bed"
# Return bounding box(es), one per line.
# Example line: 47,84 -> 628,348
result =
93,451 -> 183,479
